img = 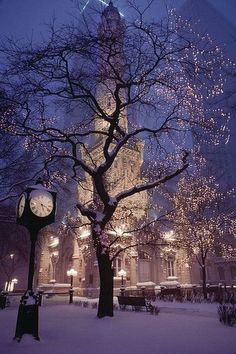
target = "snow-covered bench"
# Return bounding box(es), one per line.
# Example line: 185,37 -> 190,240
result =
117,296 -> 153,312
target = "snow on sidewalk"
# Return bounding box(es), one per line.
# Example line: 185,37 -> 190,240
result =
0,301 -> 235,354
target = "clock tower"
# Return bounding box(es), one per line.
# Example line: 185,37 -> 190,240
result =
75,2 -> 149,294
95,1 -> 128,136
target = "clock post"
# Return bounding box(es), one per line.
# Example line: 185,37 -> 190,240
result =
27,227 -> 40,292
14,178 -> 57,342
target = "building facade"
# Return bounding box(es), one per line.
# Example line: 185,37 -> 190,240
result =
37,1 -> 236,296
37,2 -> 192,295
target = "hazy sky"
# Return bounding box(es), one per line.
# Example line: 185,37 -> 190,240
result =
0,0 -> 235,42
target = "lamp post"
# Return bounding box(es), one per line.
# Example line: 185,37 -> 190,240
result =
118,269 -> 127,296
15,178 -> 57,342
67,268 -> 77,304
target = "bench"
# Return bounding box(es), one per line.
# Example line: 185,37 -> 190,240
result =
117,296 -> 153,312
37,290 -> 74,305
159,287 -> 183,301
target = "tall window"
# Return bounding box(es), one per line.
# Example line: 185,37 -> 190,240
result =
230,266 -> 236,280
107,96 -> 112,108
89,274 -> 93,285
218,266 -> 225,281
167,256 -> 175,277
139,251 -> 151,282
113,258 -> 122,277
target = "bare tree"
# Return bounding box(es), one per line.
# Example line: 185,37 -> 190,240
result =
0,2 -> 228,317
0,90 -> 45,203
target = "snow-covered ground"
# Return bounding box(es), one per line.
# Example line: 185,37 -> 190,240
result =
0,297 -> 235,354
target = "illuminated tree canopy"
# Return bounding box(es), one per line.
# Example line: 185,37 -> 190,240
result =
168,172 -> 235,298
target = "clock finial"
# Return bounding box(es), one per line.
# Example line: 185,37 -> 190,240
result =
36,177 -> 44,185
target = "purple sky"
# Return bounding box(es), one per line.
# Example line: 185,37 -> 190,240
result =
0,0 -> 235,42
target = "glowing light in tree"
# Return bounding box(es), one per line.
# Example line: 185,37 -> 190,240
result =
167,171 -> 235,299
163,230 -> 175,242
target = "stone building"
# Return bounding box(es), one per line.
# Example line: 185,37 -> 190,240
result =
37,2 -> 191,295
37,1 -> 236,294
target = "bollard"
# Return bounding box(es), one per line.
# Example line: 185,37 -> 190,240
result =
69,289 -> 74,304
38,291 -> 44,306
141,286 -> 145,297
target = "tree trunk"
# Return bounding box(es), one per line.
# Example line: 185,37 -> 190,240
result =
96,246 -> 114,318
201,263 -> 207,300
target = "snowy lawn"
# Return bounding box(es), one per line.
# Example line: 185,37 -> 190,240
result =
0,299 -> 235,354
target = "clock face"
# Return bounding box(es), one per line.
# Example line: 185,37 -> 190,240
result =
30,191 -> 53,217
18,194 -> 26,217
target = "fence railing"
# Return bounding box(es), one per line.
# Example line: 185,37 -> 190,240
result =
123,285 -> 236,304
0,289 -> 75,308
1,284 -> 236,309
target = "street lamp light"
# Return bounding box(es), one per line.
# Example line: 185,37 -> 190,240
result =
67,268 -> 77,304
118,269 -> 126,296
67,268 -> 78,288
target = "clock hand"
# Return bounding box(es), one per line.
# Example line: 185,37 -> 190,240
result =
41,203 -> 51,212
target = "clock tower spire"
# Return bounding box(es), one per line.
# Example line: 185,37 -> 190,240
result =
95,0 -> 128,136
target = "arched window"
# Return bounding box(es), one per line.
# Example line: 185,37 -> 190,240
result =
139,251 -> 150,260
